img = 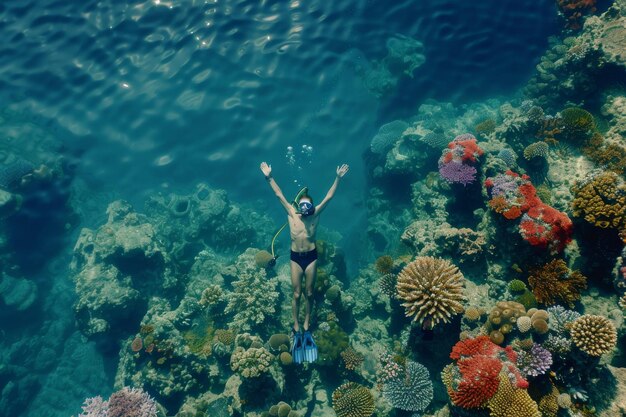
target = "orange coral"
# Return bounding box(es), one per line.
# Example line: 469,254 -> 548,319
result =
527,260 -> 587,307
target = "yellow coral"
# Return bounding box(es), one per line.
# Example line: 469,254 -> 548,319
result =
396,257 -> 466,327
570,314 -> 617,357
332,382 -> 375,417
572,171 -> 626,229
537,384 -> 559,417
487,373 -> 541,417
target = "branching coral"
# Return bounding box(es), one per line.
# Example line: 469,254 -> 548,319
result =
332,382 -> 375,417
224,250 -> 279,331
516,343 -> 553,377
570,314 -> 617,356
80,387 -> 158,417
527,260 -> 587,307
572,171 -> 626,229
396,257 -> 466,328
341,347 -> 364,371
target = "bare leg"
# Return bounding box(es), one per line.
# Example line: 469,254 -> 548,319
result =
303,259 -> 317,331
290,261 -> 303,332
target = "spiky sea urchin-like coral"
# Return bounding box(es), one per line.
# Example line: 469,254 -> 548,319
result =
570,315 -> 617,357
382,361 -> 433,412
396,257 -> 466,327
332,382 -> 375,417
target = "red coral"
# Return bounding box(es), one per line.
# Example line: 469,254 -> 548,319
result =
557,0 -> 597,30
519,203 -> 573,254
450,355 -> 502,408
446,337 -> 529,409
450,335 -> 495,360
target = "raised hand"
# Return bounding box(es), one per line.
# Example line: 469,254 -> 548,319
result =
336,164 -> 349,178
260,161 -> 272,177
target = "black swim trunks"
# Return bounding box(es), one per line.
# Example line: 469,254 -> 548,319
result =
290,248 -> 318,271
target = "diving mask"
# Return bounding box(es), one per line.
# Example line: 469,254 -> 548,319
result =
299,201 -> 315,216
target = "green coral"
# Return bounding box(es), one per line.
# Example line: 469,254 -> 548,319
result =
224,249 -> 279,331
509,279 -> 527,293
314,321 -> 349,365
475,119 -> 497,136
515,289 -> 538,310
559,107 -> 596,143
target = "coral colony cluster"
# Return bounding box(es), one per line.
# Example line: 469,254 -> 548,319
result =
1,1 -> 623,416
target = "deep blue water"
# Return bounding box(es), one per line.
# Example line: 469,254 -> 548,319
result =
0,0 -> 561,415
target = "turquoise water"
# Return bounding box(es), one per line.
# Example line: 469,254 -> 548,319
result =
2,0 -> 625,416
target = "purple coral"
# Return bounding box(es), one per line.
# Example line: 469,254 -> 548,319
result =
438,160 -> 477,186
79,387 -> 157,417
516,343 -> 553,377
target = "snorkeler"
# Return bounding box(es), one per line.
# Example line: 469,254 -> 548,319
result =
260,161 -> 349,364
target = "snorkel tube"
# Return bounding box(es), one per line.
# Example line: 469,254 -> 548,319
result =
267,186 -> 309,267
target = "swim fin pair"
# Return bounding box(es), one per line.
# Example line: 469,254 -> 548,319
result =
291,329 -> 317,364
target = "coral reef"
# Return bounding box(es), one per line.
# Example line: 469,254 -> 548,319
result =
396,256 -> 466,328
224,249 -> 279,331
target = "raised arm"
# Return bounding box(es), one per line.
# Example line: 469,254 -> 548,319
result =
260,162 -> 296,215
315,164 -> 349,215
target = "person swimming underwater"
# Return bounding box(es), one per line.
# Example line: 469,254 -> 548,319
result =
260,161 -> 349,363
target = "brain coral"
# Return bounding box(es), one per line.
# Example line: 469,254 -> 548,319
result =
572,171 -> 626,229
332,382 -> 375,417
396,257 -> 466,328
527,260 -> 587,308
570,314 -> 617,356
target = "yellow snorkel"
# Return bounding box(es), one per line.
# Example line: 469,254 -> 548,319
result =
267,186 -> 309,267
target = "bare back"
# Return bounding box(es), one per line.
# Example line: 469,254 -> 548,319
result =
287,213 -> 319,252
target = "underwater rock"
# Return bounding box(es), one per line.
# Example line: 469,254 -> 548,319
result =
0,272 -> 37,311
71,201 -> 173,340
598,365 -> 626,417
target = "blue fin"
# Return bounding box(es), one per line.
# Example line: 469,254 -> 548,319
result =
291,331 -> 304,364
302,330 -> 317,363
